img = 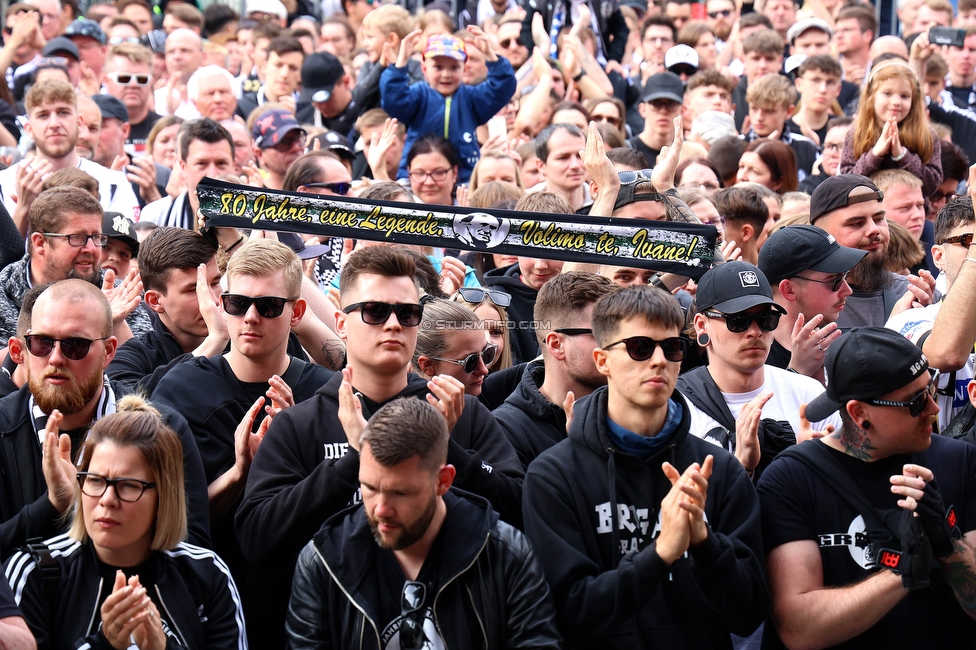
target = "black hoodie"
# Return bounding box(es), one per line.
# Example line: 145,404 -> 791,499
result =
522,387 -> 770,649
493,360 -> 567,470
235,372 -> 524,649
483,263 -> 541,365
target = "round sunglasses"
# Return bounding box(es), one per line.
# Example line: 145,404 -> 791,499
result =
428,343 -> 498,373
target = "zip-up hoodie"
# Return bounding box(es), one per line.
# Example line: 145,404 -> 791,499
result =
483,264 -> 541,365
286,490 -> 562,649
493,360 -> 567,469
522,387 -> 769,649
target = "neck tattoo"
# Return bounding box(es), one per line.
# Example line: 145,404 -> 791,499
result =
834,423 -> 876,461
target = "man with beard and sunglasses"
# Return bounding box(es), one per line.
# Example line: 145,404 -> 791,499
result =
811,175 -> 936,331
757,327 -> 976,648
149,239 -> 332,646
287,397 -> 562,648
522,284 -> 769,647
0,278 -> 210,558
237,245 -> 523,650
678,262 -> 842,482
0,186 -> 150,343
494,271 -> 619,469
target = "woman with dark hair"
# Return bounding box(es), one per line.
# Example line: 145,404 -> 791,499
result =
4,397 -> 246,649
407,135 -> 460,206
675,157 -> 723,192
737,140 -> 798,193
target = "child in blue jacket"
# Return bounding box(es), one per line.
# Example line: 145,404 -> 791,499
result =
380,27 -> 517,184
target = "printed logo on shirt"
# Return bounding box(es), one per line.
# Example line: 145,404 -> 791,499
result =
818,515 -> 877,570
380,607 -> 445,650
324,442 -> 350,459
595,501 -> 709,555
739,270 -> 759,288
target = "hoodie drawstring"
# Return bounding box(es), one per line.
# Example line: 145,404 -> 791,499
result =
607,447 -> 621,568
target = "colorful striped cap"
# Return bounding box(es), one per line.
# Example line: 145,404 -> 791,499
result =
423,35 -> 467,62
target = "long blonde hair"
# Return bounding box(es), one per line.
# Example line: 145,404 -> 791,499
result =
853,61 -> 933,164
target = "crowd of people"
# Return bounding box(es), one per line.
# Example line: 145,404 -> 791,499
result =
0,0 -> 969,647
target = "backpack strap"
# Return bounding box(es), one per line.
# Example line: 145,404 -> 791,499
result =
25,539 -> 59,625
280,356 -> 307,390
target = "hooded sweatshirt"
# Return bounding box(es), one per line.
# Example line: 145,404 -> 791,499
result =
493,360 -> 567,469
522,387 -> 770,649
483,263 -> 541,364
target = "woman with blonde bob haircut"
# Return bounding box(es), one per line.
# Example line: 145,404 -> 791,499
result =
413,299 -> 497,397
5,396 -> 248,649
469,149 -> 524,192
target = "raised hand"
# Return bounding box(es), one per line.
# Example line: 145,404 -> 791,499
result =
101,572 -> 156,648
15,156 -> 51,212
872,118 -> 893,158
797,403 -> 833,442
102,267 -> 143,324
735,391 -> 772,472
582,121 -> 618,195
366,117 -> 399,181
338,367 -> 367,451
427,374 -> 465,432
126,156 -> 162,203
466,25 -> 498,62
42,410 -> 76,513
789,312 -> 840,378
266,374 -> 295,414
397,29 -> 423,68
651,116 -> 683,192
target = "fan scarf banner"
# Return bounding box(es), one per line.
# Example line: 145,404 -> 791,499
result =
197,178 -> 719,279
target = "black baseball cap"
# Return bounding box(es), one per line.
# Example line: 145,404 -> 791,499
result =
278,231 -> 330,260
805,326 -> 930,421
642,72 -> 684,104
301,52 -> 344,103
311,131 -> 355,161
42,37 -> 80,61
809,174 -> 884,224
92,94 -> 128,123
695,261 -> 785,314
102,212 -> 139,256
758,225 -> 867,284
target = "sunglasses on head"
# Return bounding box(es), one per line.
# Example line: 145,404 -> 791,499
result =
867,370 -> 937,417
24,334 -> 108,360
617,168 -> 655,185
703,308 -> 782,333
454,287 -> 512,307
793,271 -> 849,292
428,343 -> 498,373
108,72 -> 150,86
343,301 -> 424,327
941,233 -> 974,248
300,181 -> 351,195
603,335 -> 689,362
220,294 -> 297,318
399,581 -> 428,650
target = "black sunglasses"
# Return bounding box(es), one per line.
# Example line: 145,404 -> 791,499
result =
708,8 -> 733,17
343,301 -> 424,327
603,335 -> 689,362
428,343 -> 497,373
24,334 -> 108,360
703,309 -> 782,333
220,294 -> 297,318
941,233 -> 974,248
867,371 -> 937,417
301,181 -> 351,195
400,581 -> 428,650
454,287 -> 512,307
554,328 -> 592,336
793,271 -> 849,292
499,37 -> 523,48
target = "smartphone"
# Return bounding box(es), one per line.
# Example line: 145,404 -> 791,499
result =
930,26 -> 966,47
487,115 -> 508,141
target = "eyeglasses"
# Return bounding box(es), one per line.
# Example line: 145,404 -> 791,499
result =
792,271 -> 849,292
681,181 -> 721,191
823,143 -> 843,152
273,132 -> 307,151
42,232 -> 109,247
220,294 -> 298,318
400,581 -> 428,650
603,335 -> 689,362
300,181 -> 351,195
554,328 -> 593,336
109,36 -> 142,46
933,189 -> 959,204
37,57 -> 72,67
499,37 -> 523,48
941,233 -> 974,248
703,309 -> 782,333
866,371 -> 937,417
408,168 -> 451,183
708,9 -> 733,18
77,472 -> 157,502
669,65 -> 697,77
343,301 -> 424,327
107,72 -> 150,86
427,343 -> 497,373
24,334 -> 108,360
454,287 -> 512,307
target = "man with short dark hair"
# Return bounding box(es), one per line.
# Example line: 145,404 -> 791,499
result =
533,123 -> 588,210
758,327 -> 976,648
239,36 -> 304,117
732,29 -> 784,130
712,186 -> 773,265
834,4 -> 876,86
295,50 -> 362,132
628,72 -> 684,168
523,285 -> 769,647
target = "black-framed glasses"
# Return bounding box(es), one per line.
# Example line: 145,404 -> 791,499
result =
343,301 -> 424,327
408,168 -> 451,183
454,287 -> 512,307
107,72 -> 150,86
867,371 -> 937,417
792,271 -> 849,292
941,233 -> 974,248
708,8 -> 733,17
932,189 -> 958,203
400,580 -> 428,650
427,343 -> 497,373
703,309 -> 782,333
42,232 -> 108,247
300,181 -> 351,195
603,335 -> 689,362
77,472 -> 157,502
24,335 -> 108,360
554,328 -> 592,336
220,294 -> 298,318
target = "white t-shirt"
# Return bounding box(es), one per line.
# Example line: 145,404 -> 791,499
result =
885,301 -> 973,431
0,157 -> 140,222
683,365 -> 843,451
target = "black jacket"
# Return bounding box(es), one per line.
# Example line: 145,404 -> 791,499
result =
518,0 -> 628,63
0,385 -> 211,558
522,387 -> 769,649
493,360 -> 566,469
286,490 -> 562,649
4,534 -> 246,649
483,264 -> 539,365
